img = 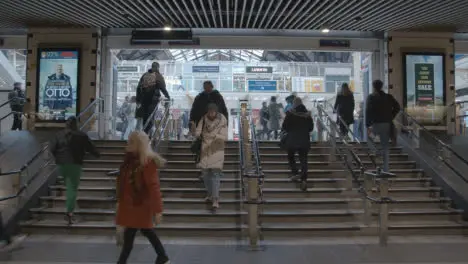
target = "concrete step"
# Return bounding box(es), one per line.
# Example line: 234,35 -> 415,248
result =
90,152 -> 241,162
68,176 -> 433,189
49,185 -> 241,199
262,169 -> 424,178
81,168 -> 240,177
259,209 -> 462,223
81,160 -> 417,170
260,221 -> 468,237
30,207 -> 246,223
39,196 -> 452,211
261,187 -> 442,199
39,196 -> 243,210
20,220 -> 245,237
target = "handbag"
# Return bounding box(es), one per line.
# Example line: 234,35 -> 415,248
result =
279,130 -> 288,149
135,105 -> 144,118
190,118 -> 205,162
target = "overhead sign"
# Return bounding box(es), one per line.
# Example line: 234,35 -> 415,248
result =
319,39 -> 351,48
117,66 -> 138,72
192,66 -> 220,73
246,66 -> 273,74
248,80 -> 277,91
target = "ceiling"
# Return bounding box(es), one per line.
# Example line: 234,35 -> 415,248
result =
1,0 -> 468,32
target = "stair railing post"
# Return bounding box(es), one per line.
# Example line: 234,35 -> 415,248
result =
329,120 -> 337,162
362,168 -> 372,226
412,123 -> 420,149
247,174 -> 259,249
377,168 -> 389,247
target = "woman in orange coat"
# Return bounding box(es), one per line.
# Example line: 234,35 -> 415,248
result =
115,131 -> 170,264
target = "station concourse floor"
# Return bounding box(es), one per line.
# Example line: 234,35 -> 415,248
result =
2,235 -> 468,264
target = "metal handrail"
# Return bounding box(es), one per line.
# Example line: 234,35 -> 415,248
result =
0,98 -> 103,201
150,99 -> 171,150
0,97 -> 18,109
142,98 -> 171,133
321,100 -> 378,168
78,98 -> 103,131
401,111 -> 468,166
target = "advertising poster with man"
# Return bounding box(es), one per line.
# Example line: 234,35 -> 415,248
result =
37,50 -> 79,121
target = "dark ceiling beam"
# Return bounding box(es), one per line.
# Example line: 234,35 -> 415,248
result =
119,1 -> 153,27
239,0 -> 248,28
148,0 -> 181,27
199,1 -> 212,27
307,0 -> 356,30
190,0 -> 205,27
161,0 -> 186,27
257,0 -> 274,28
270,0 -> 293,29
217,0 -> 223,28
299,0 -> 342,30
246,0 -> 256,28
276,0 -> 302,29
207,0 -> 218,28
233,0 -> 238,28
290,0 -> 327,29
263,0 -> 282,28
226,0 -> 229,28
351,0 -> 410,30
331,0 -> 378,30
173,0 -> 194,27
251,0 -> 264,28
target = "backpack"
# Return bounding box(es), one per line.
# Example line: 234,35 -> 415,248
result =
66,131 -> 87,164
140,72 -> 157,89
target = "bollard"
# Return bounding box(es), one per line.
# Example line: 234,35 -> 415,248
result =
247,176 -> 259,249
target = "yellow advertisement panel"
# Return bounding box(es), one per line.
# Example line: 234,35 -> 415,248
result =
305,79 -> 324,93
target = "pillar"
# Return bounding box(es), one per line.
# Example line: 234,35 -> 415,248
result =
26,28 -> 101,128
386,32 -> 456,134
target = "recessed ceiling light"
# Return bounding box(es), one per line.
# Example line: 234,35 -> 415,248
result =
164,26 -> 172,31
321,28 -> 330,33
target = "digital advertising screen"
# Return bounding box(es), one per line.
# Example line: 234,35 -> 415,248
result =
403,53 -> 445,108
36,49 -> 80,121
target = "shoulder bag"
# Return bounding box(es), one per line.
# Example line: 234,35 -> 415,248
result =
190,118 -> 205,162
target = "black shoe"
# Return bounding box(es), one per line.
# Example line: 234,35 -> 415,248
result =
289,174 -> 301,182
65,213 -> 76,225
300,181 -> 307,192
156,256 -> 170,264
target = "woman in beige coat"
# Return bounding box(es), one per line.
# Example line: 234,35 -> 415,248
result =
196,103 -> 228,209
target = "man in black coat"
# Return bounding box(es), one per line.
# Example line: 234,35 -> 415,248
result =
189,81 -> 229,130
281,98 -> 314,191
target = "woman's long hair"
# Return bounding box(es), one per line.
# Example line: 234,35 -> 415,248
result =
126,131 -> 166,168
340,83 -> 352,96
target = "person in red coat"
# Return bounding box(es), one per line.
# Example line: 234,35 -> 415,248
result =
115,131 -> 170,264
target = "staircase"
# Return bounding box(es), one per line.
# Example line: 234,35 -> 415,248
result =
257,141 -> 467,237
21,140 -> 245,237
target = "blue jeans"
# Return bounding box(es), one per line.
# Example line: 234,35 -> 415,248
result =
372,123 -> 391,172
202,169 -> 222,199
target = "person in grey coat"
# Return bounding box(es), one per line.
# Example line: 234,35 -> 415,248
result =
268,96 -> 281,140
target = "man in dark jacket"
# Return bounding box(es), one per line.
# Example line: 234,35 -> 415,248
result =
189,81 -> 228,130
136,62 -> 170,135
50,116 -> 100,224
8,82 -> 25,131
365,79 -> 401,172
281,98 -> 314,191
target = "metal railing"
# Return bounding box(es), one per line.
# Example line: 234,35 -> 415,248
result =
397,111 -> 468,183
141,98 -> 172,134
0,98 -> 104,228
77,98 -> 104,136
150,99 -> 172,152
315,103 -> 396,246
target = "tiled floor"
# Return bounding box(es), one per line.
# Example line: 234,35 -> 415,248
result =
2,235 -> 468,264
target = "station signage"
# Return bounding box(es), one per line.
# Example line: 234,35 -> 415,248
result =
117,66 -> 139,72
192,66 -> 220,73
248,80 -> 277,91
246,66 -> 273,74
319,39 -> 351,48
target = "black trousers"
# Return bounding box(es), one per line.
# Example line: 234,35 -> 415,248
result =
287,148 -> 309,181
11,113 -> 22,131
117,228 -> 168,264
142,101 -> 159,135
339,122 -> 349,137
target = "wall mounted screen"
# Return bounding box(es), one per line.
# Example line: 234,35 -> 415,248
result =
36,48 -> 80,121
403,53 -> 445,108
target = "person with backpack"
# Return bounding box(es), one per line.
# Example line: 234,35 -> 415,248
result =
50,116 -> 100,224
189,81 -> 229,132
136,62 -> 170,135
365,80 -> 401,172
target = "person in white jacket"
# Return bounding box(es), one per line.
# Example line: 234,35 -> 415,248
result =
195,103 -> 228,209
